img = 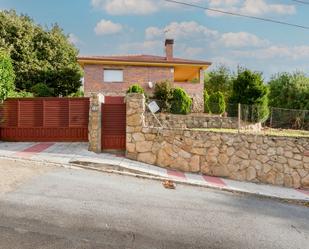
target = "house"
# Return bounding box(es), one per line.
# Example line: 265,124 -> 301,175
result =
77,39 -> 211,112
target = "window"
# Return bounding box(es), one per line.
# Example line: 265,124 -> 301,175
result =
104,69 -> 123,82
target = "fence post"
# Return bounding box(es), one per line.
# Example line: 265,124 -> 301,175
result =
238,103 -> 241,133
269,107 -> 273,128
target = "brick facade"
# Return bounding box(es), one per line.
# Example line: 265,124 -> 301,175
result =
84,64 -> 173,96
83,64 -> 205,112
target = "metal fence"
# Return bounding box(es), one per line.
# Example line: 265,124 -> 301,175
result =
146,98 -> 309,135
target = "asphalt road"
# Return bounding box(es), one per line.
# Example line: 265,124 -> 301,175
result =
0,166 -> 308,249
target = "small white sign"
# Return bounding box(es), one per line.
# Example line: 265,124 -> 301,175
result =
148,101 -> 160,113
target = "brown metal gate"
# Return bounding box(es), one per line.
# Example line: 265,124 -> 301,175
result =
101,96 -> 126,151
0,98 -> 89,142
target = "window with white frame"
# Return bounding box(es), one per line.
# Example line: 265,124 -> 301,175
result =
103,69 -> 123,82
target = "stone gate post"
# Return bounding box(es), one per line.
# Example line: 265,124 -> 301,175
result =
88,93 -> 104,152
125,93 -> 145,159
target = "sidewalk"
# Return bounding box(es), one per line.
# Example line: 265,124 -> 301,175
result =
0,141 -> 308,204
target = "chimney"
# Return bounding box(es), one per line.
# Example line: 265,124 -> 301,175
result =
165,39 -> 174,61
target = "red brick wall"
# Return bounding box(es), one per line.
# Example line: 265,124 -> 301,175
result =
83,64 -> 203,99
84,64 -> 173,96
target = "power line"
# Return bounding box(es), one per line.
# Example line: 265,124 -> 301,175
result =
290,0 -> 309,5
164,0 -> 309,30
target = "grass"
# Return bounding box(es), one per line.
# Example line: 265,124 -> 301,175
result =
192,127 -> 309,138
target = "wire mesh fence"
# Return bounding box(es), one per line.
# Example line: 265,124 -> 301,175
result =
145,98 -> 309,136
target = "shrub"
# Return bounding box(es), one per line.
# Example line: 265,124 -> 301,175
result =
69,89 -> 84,97
127,84 -> 145,94
8,90 -> 33,98
31,83 -> 54,97
170,87 -> 192,115
208,91 -> 226,114
153,80 -> 173,110
204,89 -> 210,113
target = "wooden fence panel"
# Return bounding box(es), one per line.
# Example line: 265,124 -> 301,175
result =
0,98 -> 89,142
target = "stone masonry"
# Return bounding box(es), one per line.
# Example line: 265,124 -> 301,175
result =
126,93 -> 309,189
88,93 -> 104,153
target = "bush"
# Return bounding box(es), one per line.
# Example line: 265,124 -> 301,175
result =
204,89 -> 210,113
31,83 -> 54,97
153,80 -> 173,110
127,84 -> 145,94
0,50 -> 15,101
208,91 -> 226,114
170,87 -> 192,115
69,89 -> 84,97
8,90 -> 33,98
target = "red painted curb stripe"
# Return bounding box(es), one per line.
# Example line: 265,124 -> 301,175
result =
167,170 -> 186,180
203,175 -> 226,187
297,189 -> 309,196
13,143 -> 54,158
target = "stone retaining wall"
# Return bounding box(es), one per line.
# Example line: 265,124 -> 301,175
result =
126,94 -> 309,189
145,112 -> 239,129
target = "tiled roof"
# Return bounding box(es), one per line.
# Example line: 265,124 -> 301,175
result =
77,54 -> 211,66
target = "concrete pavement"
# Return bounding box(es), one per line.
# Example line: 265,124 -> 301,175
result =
0,141 -> 308,203
0,166 -> 308,249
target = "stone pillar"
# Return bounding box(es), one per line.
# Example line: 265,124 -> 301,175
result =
125,93 -> 145,160
88,93 -> 104,153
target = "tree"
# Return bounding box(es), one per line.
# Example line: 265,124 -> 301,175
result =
0,10 -> 83,96
208,91 -> 226,114
0,50 -> 15,101
153,80 -> 173,111
230,68 -> 269,122
31,83 -> 54,97
268,72 -> 309,110
204,65 -> 233,100
170,87 -> 192,115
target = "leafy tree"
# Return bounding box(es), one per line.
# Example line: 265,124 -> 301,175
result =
208,91 -> 226,114
31,83 -> 54,97
170,87 -> 192,115
230,68 -> 269,122
0,50 -> 15,101
127,84 -> 145,94
153,80 -> 173,110
268,72 -> 309,110
0,10 -> 83,96
204,65 -> 233,100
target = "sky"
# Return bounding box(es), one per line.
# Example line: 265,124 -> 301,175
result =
1,0 -> 309,79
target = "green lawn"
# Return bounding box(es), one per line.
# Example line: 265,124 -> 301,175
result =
193,128 -> 309,138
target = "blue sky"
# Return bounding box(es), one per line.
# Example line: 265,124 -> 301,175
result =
1,0 -> 309,78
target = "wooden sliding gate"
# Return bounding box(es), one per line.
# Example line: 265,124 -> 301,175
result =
0,98 -> 89,142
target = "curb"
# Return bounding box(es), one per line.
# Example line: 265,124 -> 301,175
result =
0,155 -> 308,206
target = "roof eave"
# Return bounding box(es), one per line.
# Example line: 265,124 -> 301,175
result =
77,57 -> 212,68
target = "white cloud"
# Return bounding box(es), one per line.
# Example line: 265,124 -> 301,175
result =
232,45 -> 309,60
119,40 -> 161,54
206,0 -> 296,17
94,19 -> 123,35
145,21 -> 266,49
91,0 -> 157,15
145,21 -> 219,41
68,33 -> 81,45
218,32 -> 269,48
